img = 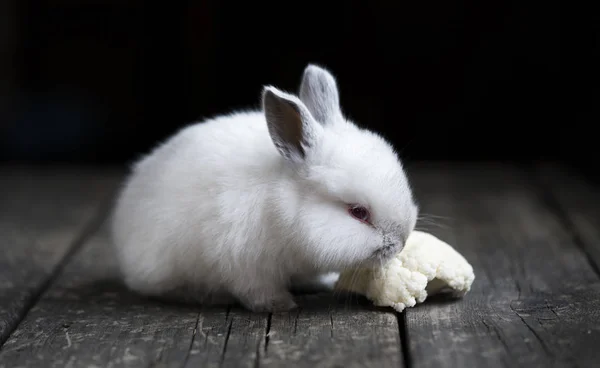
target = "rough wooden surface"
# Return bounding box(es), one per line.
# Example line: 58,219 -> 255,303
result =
0,222 -> 201,368
404,163 -> 600,368
190,308 -> 268,368
262,293 -> 403,368
0,166 -> 120,346
1,163 -> 599,368
535,163 -> 600,275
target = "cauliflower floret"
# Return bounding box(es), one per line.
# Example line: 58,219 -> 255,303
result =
334,230 -> 475,312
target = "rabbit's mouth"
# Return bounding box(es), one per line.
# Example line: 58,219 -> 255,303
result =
371,242 -> 403,263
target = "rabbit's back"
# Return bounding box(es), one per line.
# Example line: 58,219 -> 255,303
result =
110,111 -> 285,295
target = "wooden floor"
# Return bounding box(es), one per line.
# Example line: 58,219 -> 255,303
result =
0,162 -> 599,368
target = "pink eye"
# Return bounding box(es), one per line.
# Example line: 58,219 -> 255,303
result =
349,205 -> 371,223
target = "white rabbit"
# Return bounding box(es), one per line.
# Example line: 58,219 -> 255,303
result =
110,64 -> 419,312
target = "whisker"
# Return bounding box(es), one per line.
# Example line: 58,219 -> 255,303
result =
346,259 -> 367,310
415,223 -> 450,232
345,264 -> 360,309
415,213 -> 452,231
418,213 -> 450,220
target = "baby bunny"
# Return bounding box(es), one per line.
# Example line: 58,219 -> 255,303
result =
110,64 -> 419,312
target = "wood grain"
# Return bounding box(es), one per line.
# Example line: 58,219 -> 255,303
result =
0,221 -> 202,368
0,166 -> 121,346
535,163 -> 600,276
183,307 -> 269,368
262,292 -> 403,368
403,163 -> 600,368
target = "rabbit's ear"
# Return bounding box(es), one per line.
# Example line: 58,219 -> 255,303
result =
299,64 -> 342,125
263,86 -> 321,164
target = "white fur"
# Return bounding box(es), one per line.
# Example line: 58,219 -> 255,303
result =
110,64 -> 419,311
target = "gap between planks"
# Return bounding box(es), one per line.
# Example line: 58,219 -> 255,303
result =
0,185 -> 119,348
398,312 -> 413,368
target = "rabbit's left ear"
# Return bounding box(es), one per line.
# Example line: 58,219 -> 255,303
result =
262,86 -> 322,165
299,64 -> 342,126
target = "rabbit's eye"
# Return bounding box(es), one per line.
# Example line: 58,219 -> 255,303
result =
349,205 -> 371,224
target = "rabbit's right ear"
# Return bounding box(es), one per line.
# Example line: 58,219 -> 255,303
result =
299,64 -> 343,125
263,86 -> 322,165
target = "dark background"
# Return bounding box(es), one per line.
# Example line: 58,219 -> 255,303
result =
0,1 -> 597,179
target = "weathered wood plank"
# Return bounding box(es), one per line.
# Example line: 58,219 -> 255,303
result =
0,222 -> 203,368
0,166 -> 121,346
217,309 -> 268,368
535,163 -> 600,275
261,292 -> 403,367
183,307 -> 268,368
403,163 -> 600,368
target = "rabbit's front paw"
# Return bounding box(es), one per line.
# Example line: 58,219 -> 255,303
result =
238,289 -> 297,313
